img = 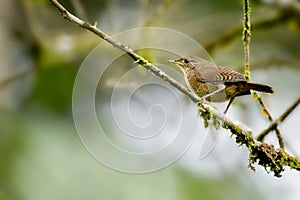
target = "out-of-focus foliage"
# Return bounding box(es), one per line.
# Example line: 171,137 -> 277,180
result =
1,0 -> 300,200
29,64 -> 77,112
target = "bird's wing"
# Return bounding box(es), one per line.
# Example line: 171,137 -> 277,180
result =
218,66 -> 246,82
197,65 -> 246,83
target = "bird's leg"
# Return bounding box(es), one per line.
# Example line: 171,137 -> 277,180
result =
224,97 -> 235,114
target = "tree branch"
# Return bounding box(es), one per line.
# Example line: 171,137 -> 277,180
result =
242,0 -> 284,149
243,0 -> 251,81
257,95 -> 300,141
254,95 -> 284,148
49,0 -> 300,177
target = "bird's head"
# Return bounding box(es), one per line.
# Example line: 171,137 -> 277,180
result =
168,56 -> 202,70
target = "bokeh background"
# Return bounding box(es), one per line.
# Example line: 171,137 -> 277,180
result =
1,0 -> 300,199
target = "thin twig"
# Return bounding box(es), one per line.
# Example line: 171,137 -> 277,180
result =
48,1 -> 207,105
243,0 -> 251,81
255,95 -> 284,148
242,0 -> 284,149
257,95 -> 300,141
49,0 -> 300,177
48,0 -> 254,138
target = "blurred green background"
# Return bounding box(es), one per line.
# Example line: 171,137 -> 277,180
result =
1,0 -> 300,200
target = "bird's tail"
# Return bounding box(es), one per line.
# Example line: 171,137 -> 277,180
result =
248,82 -> 274,94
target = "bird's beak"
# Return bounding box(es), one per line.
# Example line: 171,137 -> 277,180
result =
167,59 -> 184,66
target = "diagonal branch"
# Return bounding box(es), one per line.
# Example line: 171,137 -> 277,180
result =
49,0 -> 200,103
255,95 -> 284,148
257,95 -> 300,141
49,0 -> 300,177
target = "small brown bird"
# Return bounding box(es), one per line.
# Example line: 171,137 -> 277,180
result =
168,56 -> 274,113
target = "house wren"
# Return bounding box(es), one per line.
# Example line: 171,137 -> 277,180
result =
168,56 -> 274,113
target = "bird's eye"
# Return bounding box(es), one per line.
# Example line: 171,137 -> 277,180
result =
183,59 -> 189,64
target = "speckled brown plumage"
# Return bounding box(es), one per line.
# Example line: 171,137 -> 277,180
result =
168,56 -> 274,113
